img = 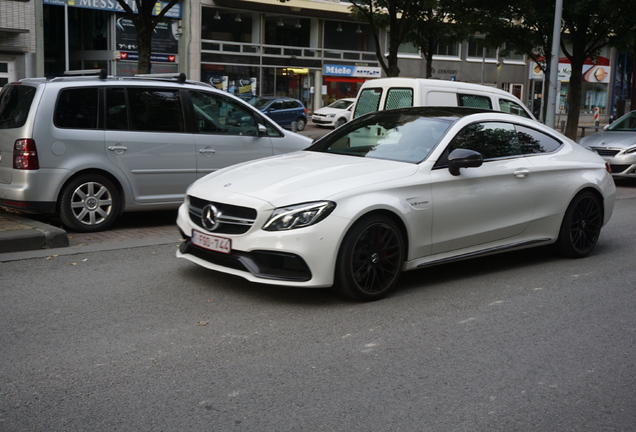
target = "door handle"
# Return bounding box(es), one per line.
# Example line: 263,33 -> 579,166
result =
199,148 -> 216,155
513,168 -> 530,178
107,145 -> 128,153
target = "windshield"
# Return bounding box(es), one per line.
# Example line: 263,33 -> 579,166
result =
250,98 -> 273,110
307,111 -> 453,163
607,111 -> 636,131
329,99 -> 353,109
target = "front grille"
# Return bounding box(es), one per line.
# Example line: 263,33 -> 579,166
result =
610,164 -> 634,174
188,196 -> 257,234
180,240 -> 312,282
592,147 -> 620,157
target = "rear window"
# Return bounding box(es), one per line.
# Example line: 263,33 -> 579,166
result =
384,88 -> 413,110
0,84 -> 37,129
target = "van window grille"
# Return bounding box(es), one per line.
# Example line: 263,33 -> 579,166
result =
384,88 -> 413,110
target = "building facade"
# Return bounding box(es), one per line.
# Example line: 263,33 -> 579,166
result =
1,0 -> 628,125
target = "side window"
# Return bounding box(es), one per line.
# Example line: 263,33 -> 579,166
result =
54,87 -> 99,129
285,100 -> 300,110
516,125 -> 562,154
127,88 -> 185,133
271,101 -> 284,111
353,88 -> 382,118
384,88 -> 413,110
499,99 -> 531,118
106,88 -> 128,130
458,94 -> 493,110
190,90 -> 257,136
446,122 -> 520,160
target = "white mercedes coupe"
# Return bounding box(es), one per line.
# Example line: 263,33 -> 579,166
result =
176,107 -> 616,301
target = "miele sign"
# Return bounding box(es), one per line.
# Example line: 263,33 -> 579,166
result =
324,65 -> 381,78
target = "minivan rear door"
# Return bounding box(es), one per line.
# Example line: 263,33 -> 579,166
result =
104,87 -> 196,204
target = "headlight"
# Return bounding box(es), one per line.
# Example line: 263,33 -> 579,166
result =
263,201 -> 336,231
624,146 -> 636,154
328,113 -> 336,118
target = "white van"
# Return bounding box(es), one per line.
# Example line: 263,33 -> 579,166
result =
352,78 -> 535,120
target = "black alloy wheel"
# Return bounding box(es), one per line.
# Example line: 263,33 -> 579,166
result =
335,215 -> 405,301
554,190 -> 603,258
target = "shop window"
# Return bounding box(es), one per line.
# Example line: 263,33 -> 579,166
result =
433,42 -> 460,58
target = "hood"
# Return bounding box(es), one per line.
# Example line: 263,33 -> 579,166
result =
314,106 -> 349,116
188,151 -> 418,207
580,131 -> 636,149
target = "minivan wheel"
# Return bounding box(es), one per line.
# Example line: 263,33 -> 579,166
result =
334,215 -> 405,301
295,117 -> 306,131
59,174 -> 120,232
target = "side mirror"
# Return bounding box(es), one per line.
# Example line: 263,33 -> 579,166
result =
448,148 -> 483,176
257,123 -> 267,136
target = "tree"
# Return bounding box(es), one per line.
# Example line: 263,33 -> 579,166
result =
459,0 -> 556,121
115,0 -> 181,74
347,0 -> 421,77
403,0 -> 473,79
560,0 -> 636,138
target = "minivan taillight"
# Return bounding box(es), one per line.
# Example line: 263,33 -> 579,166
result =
13,139 -> 39,170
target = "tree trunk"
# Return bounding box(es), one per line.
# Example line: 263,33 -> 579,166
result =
564,59 -> 584,139
137,23 -> 153,74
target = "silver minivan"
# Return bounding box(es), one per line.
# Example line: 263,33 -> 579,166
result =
0,72 -> 311,232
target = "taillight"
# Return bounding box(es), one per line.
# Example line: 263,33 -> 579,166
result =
13,139 -> 39,170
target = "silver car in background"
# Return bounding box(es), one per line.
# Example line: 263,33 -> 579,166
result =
579,110 -> 636,178
0,72 -> 311,232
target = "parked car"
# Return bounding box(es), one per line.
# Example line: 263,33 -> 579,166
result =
0,71 -> 311,232
579,110 -> 636,178
249,96 -> 308,131
351,77 -> 535,120
311,98 -> 355,128
176,106 -> 616,301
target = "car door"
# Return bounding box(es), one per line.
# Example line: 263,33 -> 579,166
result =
104,87 -> 196,204
429,121 -> 540,254
188,90 -> 274,177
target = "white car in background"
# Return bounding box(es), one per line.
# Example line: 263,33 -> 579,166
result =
176,107 -> 615,301
311,98 -> 355,128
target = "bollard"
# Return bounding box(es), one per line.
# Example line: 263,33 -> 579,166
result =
291,121 -> 298,132
560,120 -> 566,132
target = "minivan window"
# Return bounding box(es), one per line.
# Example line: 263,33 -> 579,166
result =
54,87 -> 99,129
106,88 -> 128,130
128,88 -> 185,133
353,88 -> 382,118
458,94 -> 493,110
384,88 -> 413,110
190,90 -> 258,136
0,84 -> 36,129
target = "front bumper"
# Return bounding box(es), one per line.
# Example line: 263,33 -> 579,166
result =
176,203 -> 347,288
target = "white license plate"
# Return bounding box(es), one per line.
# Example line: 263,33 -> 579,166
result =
191,229 -> 231,254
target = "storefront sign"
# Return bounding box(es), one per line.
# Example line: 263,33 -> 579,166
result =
116,17 -> 179,54
43,0 -> 182,19
116,52 -> 177,63
530,59 -> 611,83
324,64 -> 381,78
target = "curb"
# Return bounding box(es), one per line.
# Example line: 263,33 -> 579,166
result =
0,213 -> 69,253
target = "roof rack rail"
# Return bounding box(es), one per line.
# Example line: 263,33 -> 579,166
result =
64,69 -> 107,79
134,72 -> 187,83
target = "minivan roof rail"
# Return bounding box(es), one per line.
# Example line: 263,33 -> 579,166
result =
64,69 -> 108,79
133,72 -> 187,83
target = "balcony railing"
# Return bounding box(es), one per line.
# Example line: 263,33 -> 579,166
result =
201,39 -> 377,64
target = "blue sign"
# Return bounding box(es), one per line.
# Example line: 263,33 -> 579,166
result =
323,64 -> 381,78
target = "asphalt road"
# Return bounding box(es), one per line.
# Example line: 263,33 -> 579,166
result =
1,183 -> 635,431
